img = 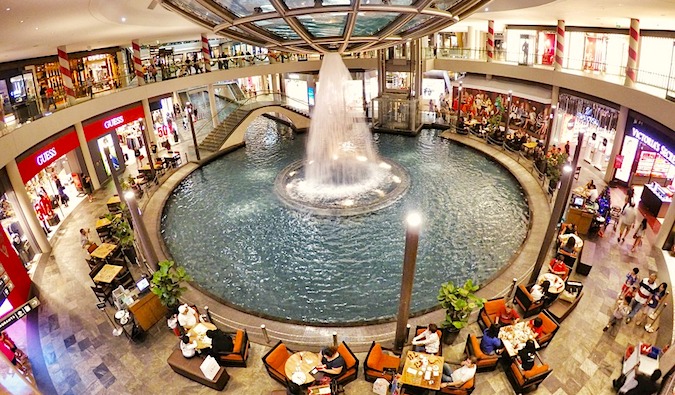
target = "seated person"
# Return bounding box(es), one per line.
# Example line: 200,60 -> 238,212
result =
206,329 -> 234,355
517,340 -> 537,371
315,346 -> 346,378
558,237 -> 578,267
528,317 -> 544,339
548,254 -> 568,277
440,356 -> 477,388
177,304 -> 200,331
480,324 -> 503,355
496,304 -> 520,326
180,335 -> 197,358
529,280 -> 551,303
559,223 -> 577,236
412,323 -> 440,355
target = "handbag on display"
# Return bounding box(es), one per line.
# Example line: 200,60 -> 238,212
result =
47,214 -> 61,226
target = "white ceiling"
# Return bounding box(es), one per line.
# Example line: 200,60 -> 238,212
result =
0,0 -> 673,64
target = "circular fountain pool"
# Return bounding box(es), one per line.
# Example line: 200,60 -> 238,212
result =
161,118 -> 529,324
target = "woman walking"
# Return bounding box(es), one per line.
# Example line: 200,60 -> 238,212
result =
631,218 -> 648,252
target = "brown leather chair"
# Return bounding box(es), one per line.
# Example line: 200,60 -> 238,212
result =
505,353 -> 552,393
363,342 -> 400,382
334,341 -> 359,387
514,284 -> 545,318
414,325 -> 443,356
478,297 -> 506,329
261,341 -> 292,385
464,334 -> 499,371
216,329 -> 250,367
439,376 -> 475,395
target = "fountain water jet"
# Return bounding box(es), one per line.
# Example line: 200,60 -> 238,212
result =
275,53 -> 409,216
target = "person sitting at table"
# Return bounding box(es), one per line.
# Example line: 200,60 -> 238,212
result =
177,304 -> 200,331
529,281 -> 550,303
528,317 -> 544,339
180,335 -> 197,358
587,183 -> 599,203
412,323 -> 440,355
517,340 -> 537,371
548,254 -> 568,277
496,303 -> 520,326
205,329 -> 234,355
80,228 -> 93,249
440,356 -> 477,388
480,324 -> 503,355
315,346 -> 346,379
558,236 -> 578,268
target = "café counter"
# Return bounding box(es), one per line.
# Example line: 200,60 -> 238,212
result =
566,207 -> 596,235
641,182 -> 672,218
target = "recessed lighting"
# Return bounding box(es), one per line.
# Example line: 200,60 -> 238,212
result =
484,7 -> 489,11
121,17 -> 127,22
6,8 -> 10,11
35,27 -> 39,30
20,20 -> 23,23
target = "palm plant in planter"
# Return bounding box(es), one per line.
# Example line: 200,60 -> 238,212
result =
151,260 -> 192,310
437,279 -> 486,344
105,213 -> 137,265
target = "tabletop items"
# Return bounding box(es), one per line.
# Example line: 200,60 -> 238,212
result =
285,351 -> 320,385
499,322 -> 538,357
399,351 -> 444,390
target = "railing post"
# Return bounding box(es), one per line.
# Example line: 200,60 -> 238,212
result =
332,331 -> 338,347
261,324 -> 270,343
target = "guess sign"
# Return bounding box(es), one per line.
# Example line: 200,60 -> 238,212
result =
103,116 -> 125,129
36,147 -> 57,166
18,131 -> 80,183
83,104 -> 145,141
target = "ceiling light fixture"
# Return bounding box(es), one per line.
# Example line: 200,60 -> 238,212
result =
121,17 -> 127,22
6,8 -> 10,11
484,7 -> 489,11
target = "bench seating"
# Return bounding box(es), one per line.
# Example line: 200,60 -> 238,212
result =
167,349 -> 230,390
577,240 -> 597,275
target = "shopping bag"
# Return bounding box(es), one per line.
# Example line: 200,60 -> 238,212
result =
373,378 -> 389,395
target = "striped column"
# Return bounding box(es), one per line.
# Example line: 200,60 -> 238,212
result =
201,33 -> 211,72
625,18 -> 640,87
554,20 -> 565,71
486,20 -> 494,62
57,46 -> 76,105
132,40 -> 145,85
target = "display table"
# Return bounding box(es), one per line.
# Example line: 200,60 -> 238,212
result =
566,207 -> 596,234
641,182 -> 672,218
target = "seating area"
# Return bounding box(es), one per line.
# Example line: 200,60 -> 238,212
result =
513,283 -> 546,318
504,352 -> 552,393
363,342 -> 401,382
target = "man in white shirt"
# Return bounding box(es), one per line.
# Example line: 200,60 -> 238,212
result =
618,202 -> 638,243
177,304 -> 200,331
626,273 -> 657,323
412,323 -> 440,355
441,356 -> 477,388
587,185 -> 599,203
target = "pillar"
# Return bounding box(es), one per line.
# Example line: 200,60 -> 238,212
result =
544,86 -> 560,150
467,26 -> 476,51
377,49 -> 386,96
201,33 -> 212,72
5,161 -> 51,254
208,83 -> 218,128
656,202 -> 675,249
554,20 -> 565,71
132,40 -> 145,86
141,98 -> 156,145
57,46 -> 76,105
74,122 -> 101,190
603,105 -> 629,183
624,18 -> 640,87
271,73 -> 280,93
487,20 -> 494,63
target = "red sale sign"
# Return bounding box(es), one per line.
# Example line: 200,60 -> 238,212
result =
0,228 -> 31,308
614,154 -> 624,169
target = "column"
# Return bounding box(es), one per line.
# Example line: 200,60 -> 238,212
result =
467,26 -> 476,52
74,122 -> 101,190
377,49 -> 386,96
271,73 -> 280,93
656,202 -> 675,249
624,18 -> 640,87
201,33 -> 212,72
208,84 -> 218,128
141,98 -> 157,145
57,46 -> 76,105
603,105 -> 629,183
486,20 -> 494,63
544,86 -> 560,150
554,20 -> 565,71
5,161 -> 51,254
132,40 -> 145,86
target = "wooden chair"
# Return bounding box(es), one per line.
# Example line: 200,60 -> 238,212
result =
114,269 -> 135,289
215,330 -> 250,367
261,341 -> 292,385
414,325 -> 443,356
87,243 -> 99,254
89,261 -> 105,280
334,341 -> 359,387
91,285 -> 113,306
514,284 -> 545,318
85,257 -> 97,270
505,352 -> 552,393
478,297 -> 506,329
363,341 -> 400,382
464,334 -> 499,371
439,376 -> 475,395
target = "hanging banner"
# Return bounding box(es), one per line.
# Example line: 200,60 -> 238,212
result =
0,228 -> 31,307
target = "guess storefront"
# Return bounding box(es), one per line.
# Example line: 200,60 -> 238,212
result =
82,104 -> 145,183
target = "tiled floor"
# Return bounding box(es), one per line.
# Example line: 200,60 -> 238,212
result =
25,132 -> 672,395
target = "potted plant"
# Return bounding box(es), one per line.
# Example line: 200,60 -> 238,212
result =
437,279 -> 486,344
151,260 -> 192,310
105,213 -> 137,265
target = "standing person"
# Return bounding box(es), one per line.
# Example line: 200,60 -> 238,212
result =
412,323 -> 440,354
631,219 -> 648,252
604,295 -> 632,333
618,202 -> 638,243
314,346 -> 345,379
626,274 -> 658,323
637,282 -> 668,326
86,74 -> 94,98
621,268 -> 640,298
45,85 -> 56,111
624,187 -> 635,210
81,174 -> 93,202
619,368 -> 661,395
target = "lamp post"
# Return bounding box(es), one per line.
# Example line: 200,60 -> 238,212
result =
506,90 -> 512,131
187,105 -> 201,161
124,190 -> 159,272
394,212 -> 422,351
457,81 -> 463,122
543,104 -> 557,150
103,147 -> 124,199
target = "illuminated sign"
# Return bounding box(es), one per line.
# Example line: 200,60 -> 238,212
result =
36,147 -> 57,166
83,105 -> 144,141
0,297 -> 40,332
632,127 -> 675,166
103,116 -> 124,129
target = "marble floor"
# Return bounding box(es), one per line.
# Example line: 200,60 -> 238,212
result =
21,134 -> 672,395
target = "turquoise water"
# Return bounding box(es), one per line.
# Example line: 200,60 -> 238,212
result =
161,118 -> 529,324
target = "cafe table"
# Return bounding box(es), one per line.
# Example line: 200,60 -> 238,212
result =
284,351 -> 320,385
139,164 -> 163,172
187,322 -> 217,350
523,141 -> 538,149
106,195 -> 122,213
90,243 -> 118,260
95,213 -> 122,229
399,351 -> 444,391
498,321 -> 539,357
537,272 -> 565,294
93,264 -> 124,284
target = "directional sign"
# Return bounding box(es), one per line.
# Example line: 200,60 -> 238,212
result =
0,297 -> 40,332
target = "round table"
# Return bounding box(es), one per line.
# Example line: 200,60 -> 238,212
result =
538,273 -> 565,294
284,351 -> 320,385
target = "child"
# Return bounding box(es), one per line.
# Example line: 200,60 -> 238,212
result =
604,295 -> 632,333
621,268 -> 639,298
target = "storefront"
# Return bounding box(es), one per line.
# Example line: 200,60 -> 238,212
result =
0,170 -> 41,271
82,104 -> 145,183
284,74 -> 312,110
16,128 -> 87,240
149,94 -> 177,147
549,92 -> 619,173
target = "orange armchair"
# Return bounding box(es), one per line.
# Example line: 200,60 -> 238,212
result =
216,329 -> 250,367
505,353 -> 551,393
261,341 -> 292,385
532,310 -> 559,348
464,334 -> 499,371
439,376 -> 475,395
478,297 -> 506,329
414,325 -> 443,356
335,341 -> 359,387
514,284 -> 545,318
363,342 -> 401,382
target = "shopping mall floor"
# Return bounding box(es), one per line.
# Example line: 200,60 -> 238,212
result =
10,142 -> 673,395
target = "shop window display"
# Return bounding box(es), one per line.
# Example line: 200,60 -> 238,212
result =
0,194 -> 37,270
